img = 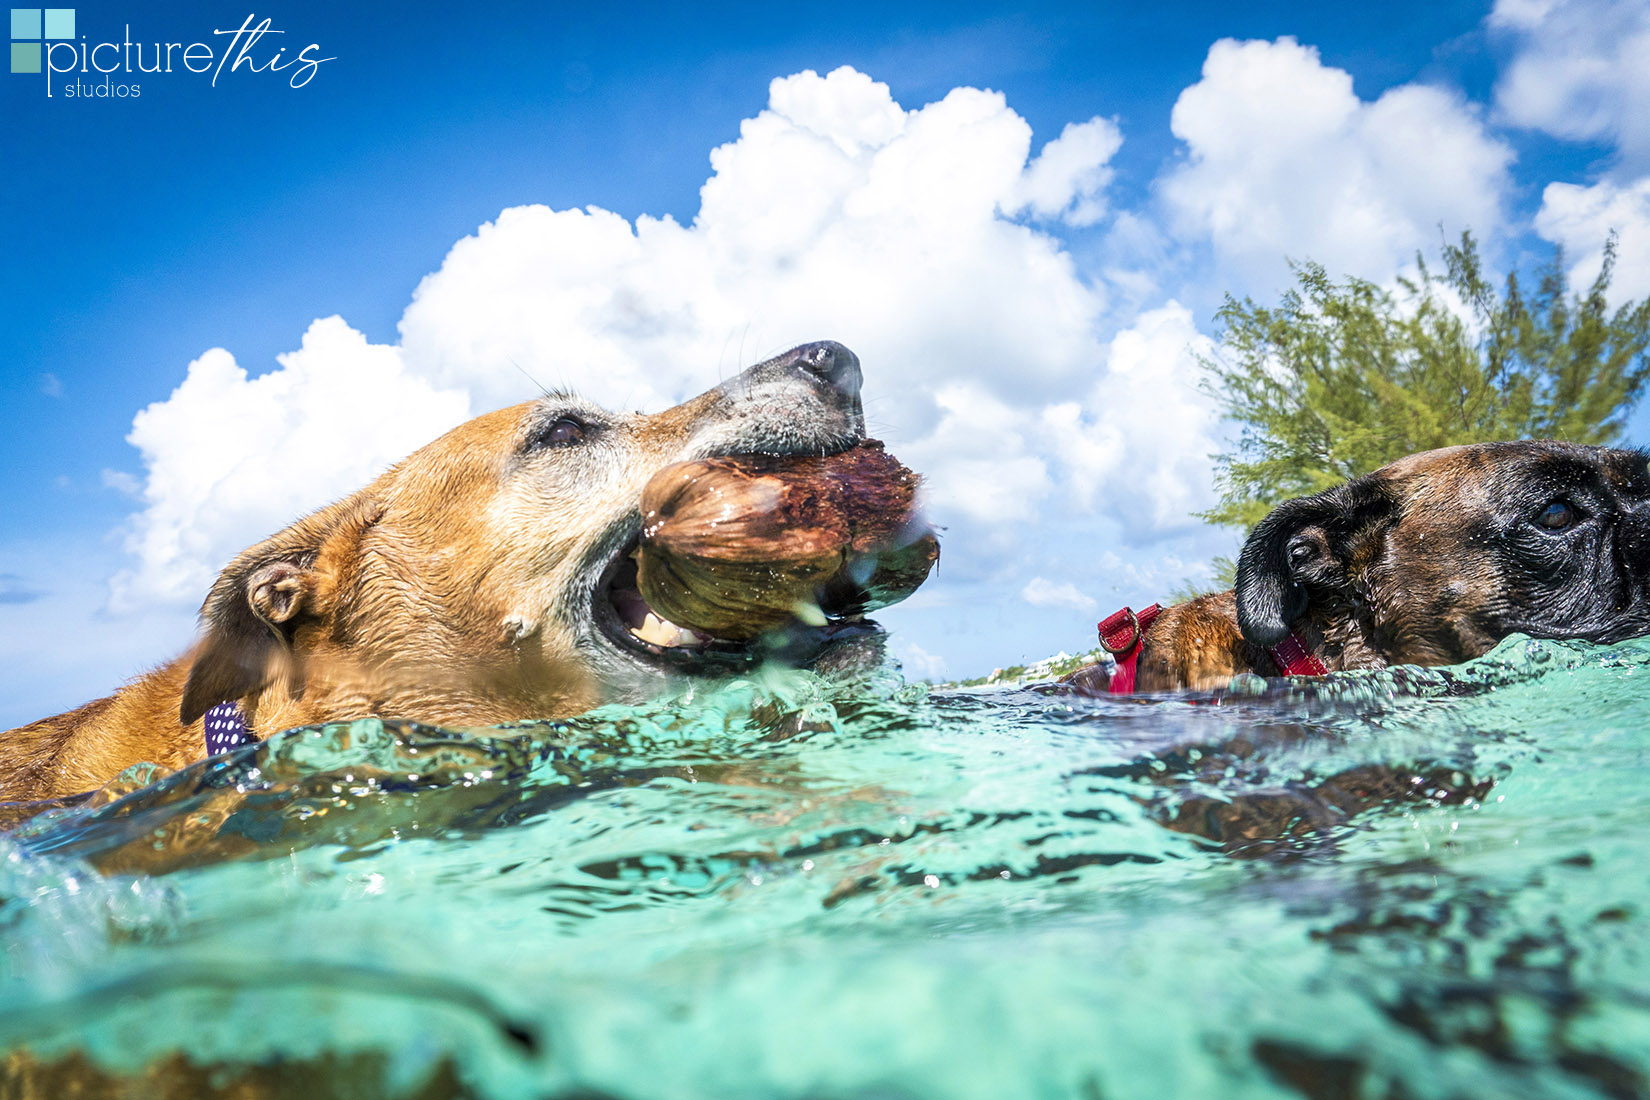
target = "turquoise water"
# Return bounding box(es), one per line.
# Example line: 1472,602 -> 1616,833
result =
3,634 -> 1649,1098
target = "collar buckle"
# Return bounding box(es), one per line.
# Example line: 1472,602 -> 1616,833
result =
1097,607 -> 1142,655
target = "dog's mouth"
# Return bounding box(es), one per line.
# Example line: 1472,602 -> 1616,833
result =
588,440 -> 940,674
592,541 -> 876,671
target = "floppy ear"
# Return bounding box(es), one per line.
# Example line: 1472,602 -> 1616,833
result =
180,495 -> 378,724
1234,495 -> 1334,647
179,556 -> 317,725
1234,476 -> 1394,647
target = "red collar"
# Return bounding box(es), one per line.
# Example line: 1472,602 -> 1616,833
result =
1097,603 -> 1327,693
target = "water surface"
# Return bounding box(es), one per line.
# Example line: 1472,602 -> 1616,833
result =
3,635 -> 1648,1099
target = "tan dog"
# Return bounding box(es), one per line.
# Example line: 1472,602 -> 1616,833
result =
1069,441 -> 1650,693
2,342 -> 889,801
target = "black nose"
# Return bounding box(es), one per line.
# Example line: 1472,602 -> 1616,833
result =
786,341 -> 862,401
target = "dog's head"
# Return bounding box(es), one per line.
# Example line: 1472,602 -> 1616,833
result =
179,341 -> 893,727
1234,441 -> 1650,665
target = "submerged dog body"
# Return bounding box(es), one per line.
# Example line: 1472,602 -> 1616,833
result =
1073,441 -> 1650,693
3,342 -> 925,801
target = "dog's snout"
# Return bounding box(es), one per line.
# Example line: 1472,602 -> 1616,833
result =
705,340 -> 867,454
1619,510 -> 1650,572
788,341 -> 863,401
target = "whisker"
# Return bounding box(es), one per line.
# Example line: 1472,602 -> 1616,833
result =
507,357 -> 552,400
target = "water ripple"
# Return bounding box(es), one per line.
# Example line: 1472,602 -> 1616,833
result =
1,635 -> 1647,1099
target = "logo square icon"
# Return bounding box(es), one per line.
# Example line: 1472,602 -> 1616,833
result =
10,8 -> 39,38
10,39 -> 39,71
9,7 -> 68,72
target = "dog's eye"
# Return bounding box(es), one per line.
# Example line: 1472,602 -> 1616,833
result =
1285,534 -> 1322,569
535,416 -> 588,449
1534,501 -> 1577,530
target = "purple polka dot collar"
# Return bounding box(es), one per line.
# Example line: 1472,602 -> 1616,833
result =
203,701 -> 256,756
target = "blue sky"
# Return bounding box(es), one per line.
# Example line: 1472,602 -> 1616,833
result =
3,0 -> 1648,726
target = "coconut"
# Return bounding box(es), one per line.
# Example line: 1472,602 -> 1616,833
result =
635,441 -> 938,640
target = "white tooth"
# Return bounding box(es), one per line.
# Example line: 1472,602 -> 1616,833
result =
634,613 -> 667,646
627,607 -> 710,648
791,600 -> 828,627
634,611 -> 686,647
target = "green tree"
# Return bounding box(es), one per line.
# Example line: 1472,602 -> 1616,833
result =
1200,231 -> 1650,530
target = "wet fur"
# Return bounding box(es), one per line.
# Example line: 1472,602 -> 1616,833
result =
1073,441 -> 1650,693
1,343 -> 868,801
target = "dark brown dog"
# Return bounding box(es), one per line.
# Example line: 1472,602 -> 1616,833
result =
2,342 -> 933,802
1069,441 -> 1650,693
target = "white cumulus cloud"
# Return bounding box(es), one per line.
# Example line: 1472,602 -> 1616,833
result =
1160,37 -> 1513,291
1040,302 -> 1222,532
895,640 -> 948,680
1010,117 -> 1124,227
109,318 -> 470,611
397,68 -> 1121,433
113,66 -> 1223,622
1533,176 -> 1650,303
1491,0 -> 1650,171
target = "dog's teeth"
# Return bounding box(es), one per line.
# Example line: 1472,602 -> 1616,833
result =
791,600 -> 828,627
633,612 -> 676,647
631,611 -> 710,648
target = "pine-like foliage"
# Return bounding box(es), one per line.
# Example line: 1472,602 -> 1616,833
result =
1201,232 -> 1650,530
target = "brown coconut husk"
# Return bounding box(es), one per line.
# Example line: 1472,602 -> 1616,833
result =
636,441 -> 938,640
